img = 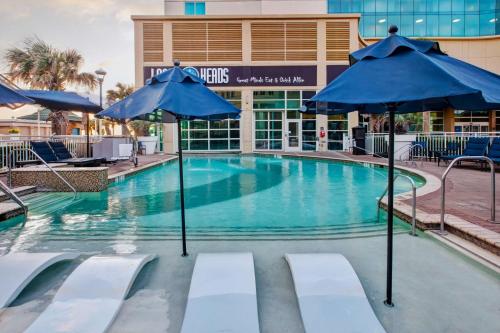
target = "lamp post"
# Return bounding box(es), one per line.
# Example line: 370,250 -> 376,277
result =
94,68 -> 107,137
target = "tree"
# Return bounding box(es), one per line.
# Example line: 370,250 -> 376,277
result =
4,37 -> 97,135
105,82 -> 135,136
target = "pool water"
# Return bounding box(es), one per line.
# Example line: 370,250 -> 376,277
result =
0,156 -> 424,248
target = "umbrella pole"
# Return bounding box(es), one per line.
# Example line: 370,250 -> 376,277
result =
384,107 -> 395,307
86,113 -> 90,157
177,118 -> 188,257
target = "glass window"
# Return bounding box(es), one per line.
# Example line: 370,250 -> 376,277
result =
180,91 -> 240,151
465,14 -> 480,35
452,0 -> 465,11
376,0 -> 388,12
439,0 -> 452,12
185,2 -> 205,16
362,15 -> 377,37
429,112 -> 444,132
328,115 -> 348,151
302,114 -> 317,151
195,2 -> 206,15
400,14 -> 414,35
465,0 -> 479,11
479,12 -> 495,35
401,0 -> 414,12
184,2 -> 195,15
439,15 -> 452,36
414,0 -> 427,12
414,16 -> 426,36
376,15 -> 389,36
388,0 -> 401,12
427,15 -> 439,35
452,15 -> 465,36
365,0 -> 376,12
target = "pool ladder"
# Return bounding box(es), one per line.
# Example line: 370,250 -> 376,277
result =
377,174 -> 418,236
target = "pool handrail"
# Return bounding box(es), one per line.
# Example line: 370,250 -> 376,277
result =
8,147 -> 77,200
0,179 -> 28,215
397,143 -> 426,166
439,156 -> 497,234
378,174 -> 418,236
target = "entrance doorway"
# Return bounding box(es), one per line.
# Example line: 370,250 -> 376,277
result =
285,119 -> 301,151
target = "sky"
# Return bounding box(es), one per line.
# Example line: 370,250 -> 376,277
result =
0,0 -> 162,101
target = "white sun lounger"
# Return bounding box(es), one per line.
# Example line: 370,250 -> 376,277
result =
24,254 -> 156,333
181,253 -> 260,333
0,252 -> 80,308
285,253 -> 386,333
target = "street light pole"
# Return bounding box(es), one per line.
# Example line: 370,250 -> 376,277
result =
95,69 -> 107,136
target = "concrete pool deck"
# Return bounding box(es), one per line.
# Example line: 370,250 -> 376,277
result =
0,234 -> 498,333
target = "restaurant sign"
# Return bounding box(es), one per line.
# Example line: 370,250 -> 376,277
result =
144,66 -> 317,87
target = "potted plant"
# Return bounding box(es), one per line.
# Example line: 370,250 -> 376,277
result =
127,120 -> 157,154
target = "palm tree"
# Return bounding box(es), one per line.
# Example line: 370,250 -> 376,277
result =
4,37 -> 97,135
106,83 -> 135,135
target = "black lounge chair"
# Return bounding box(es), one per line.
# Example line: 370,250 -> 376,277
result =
49,141 -> 104,166
438,137 -> 490,166
30,141 -> 102,167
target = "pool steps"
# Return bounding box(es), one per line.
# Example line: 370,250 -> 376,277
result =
0,252 -> 80,308
286,253 -> 387,333
24,254 -> 156,333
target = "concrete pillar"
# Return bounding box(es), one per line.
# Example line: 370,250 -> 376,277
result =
422,111 -> 430,132
443,107 -> 455,132
164,123 -> 176,154
240,89 -> 253,153
489,110 -> 496,131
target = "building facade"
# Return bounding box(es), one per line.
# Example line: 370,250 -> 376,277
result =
134,1 -> 499,154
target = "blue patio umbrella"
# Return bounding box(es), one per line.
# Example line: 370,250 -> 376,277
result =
18,90 -> 102,156
0,82 -> 34,105
98,62 -> 241,256
303,26 -> 500,306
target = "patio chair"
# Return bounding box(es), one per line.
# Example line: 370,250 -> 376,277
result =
438,137 -> 490,166
429,142 -> 460,162
0,252 -> 80,308
409,141 -> 428,161
30,141 -> 102,167
24,254 -> 156,333
285,253 -> 386,333
49,141 -> 106,166
486,137 -> 500,165
180,253 -> 259,333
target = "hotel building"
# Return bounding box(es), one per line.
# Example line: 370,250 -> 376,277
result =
133,0 -> 499,153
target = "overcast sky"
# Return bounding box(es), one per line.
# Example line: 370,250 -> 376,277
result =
0,0 -> 162,99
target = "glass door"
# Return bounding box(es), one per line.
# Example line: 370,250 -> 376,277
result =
285,120 -> 301,151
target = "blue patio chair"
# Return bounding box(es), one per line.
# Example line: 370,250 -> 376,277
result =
486,137 -> 500,165
409,141 -> 428,161
438,137 -> 490,166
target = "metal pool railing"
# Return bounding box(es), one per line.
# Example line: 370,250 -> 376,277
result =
365,132 -> 500,158
0,135 -> 102,171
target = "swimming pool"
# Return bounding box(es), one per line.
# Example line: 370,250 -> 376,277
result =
0,155 -> 424,247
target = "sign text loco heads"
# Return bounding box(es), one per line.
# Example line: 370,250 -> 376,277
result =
143,66 -> 320,87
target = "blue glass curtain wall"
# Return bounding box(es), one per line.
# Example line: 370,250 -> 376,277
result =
328,0 -> 499,37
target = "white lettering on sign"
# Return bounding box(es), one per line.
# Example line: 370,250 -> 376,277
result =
199,68 -> 229,84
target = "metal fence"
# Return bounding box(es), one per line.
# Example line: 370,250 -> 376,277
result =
365,132 -> 500,159
0,135 -> 102,170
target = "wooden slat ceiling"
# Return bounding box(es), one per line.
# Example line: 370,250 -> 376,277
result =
172,22 -> 243,62
326,21 -> 350,61
143,23 -> 164,62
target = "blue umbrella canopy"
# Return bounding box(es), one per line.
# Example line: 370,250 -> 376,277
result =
303,26 -> 500,308
97,63 -> 241,258
20,90 -> 102,113
305,28 -> 500,114
0,82 -> 34,105
97,64 -> 240,122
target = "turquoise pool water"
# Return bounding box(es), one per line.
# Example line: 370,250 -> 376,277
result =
0,156 -> 424,246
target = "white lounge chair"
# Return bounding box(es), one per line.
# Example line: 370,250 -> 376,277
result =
181,253 -> 260,333
24,254 -> 156,333
285,253 -> 386,333
0,252 -> 80,308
